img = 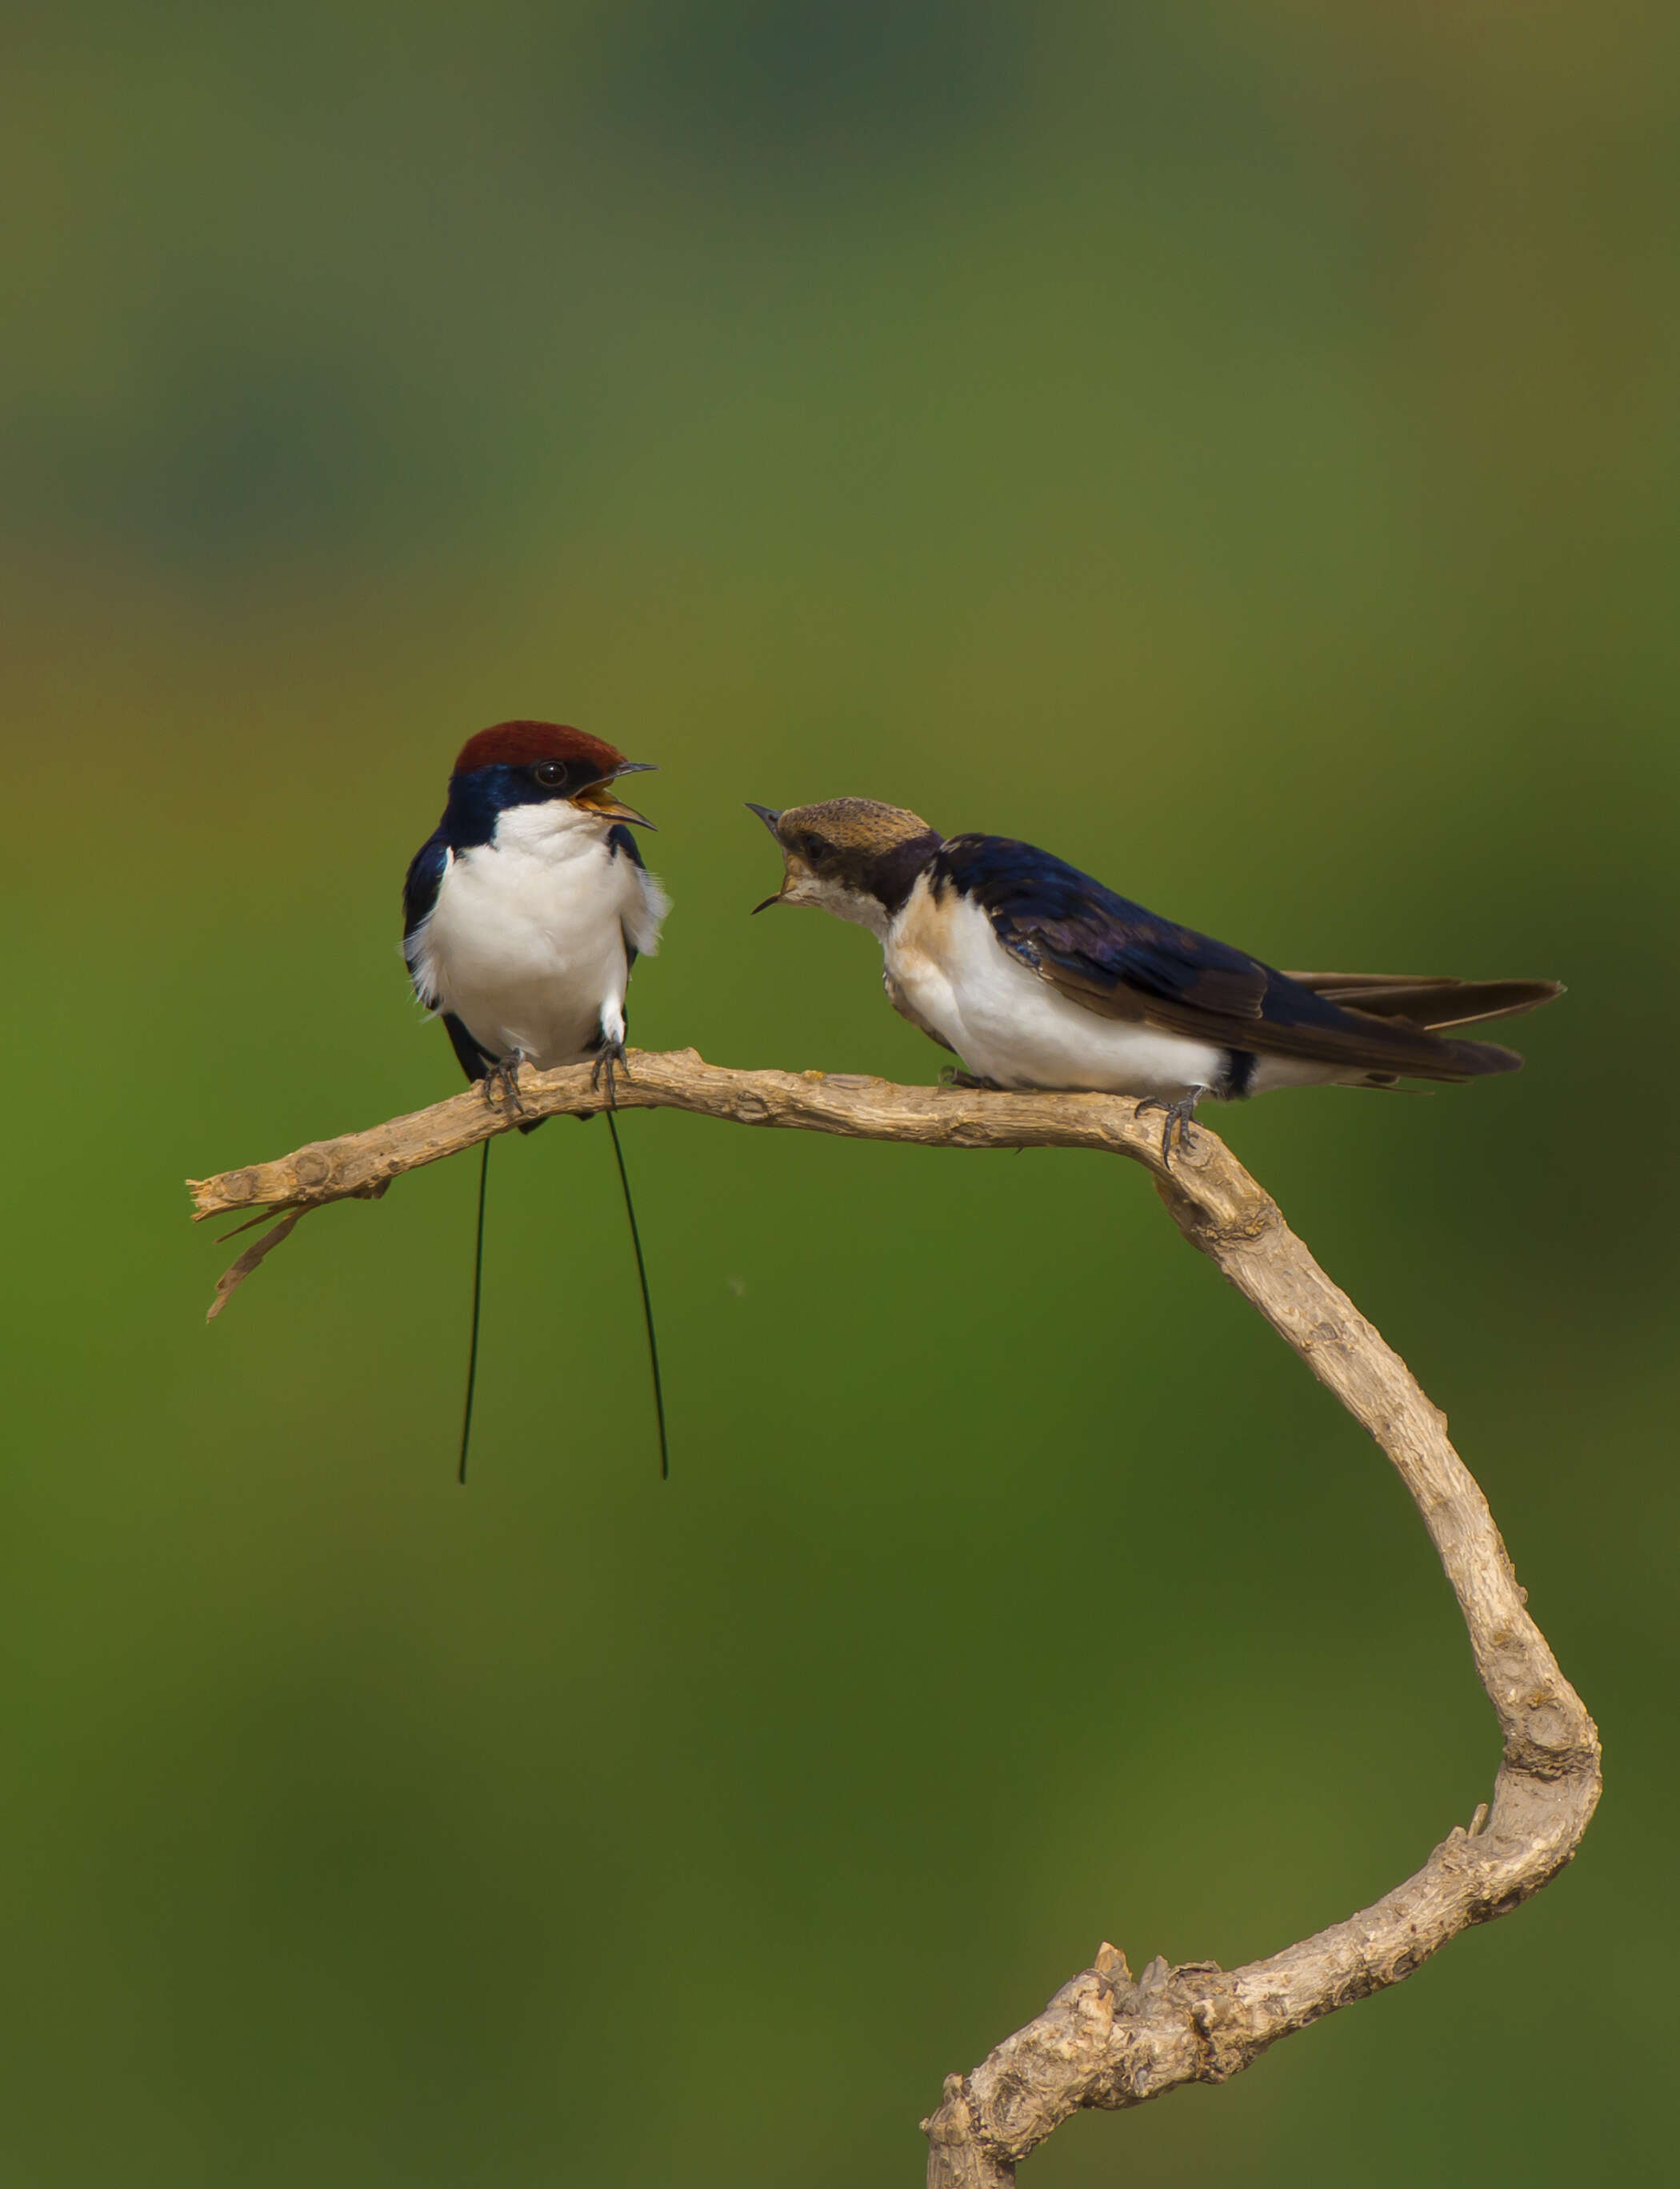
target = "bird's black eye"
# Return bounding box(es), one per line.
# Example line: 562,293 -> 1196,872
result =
532,759 -> 567,789
802,833 -> 830,862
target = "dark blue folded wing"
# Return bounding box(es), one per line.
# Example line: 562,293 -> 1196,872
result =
935,834 -> 1271,1016
403,829 -> 494,1088
932,834 -> 1521,1079
402,829 -> 449,962
442,1011 -> 494,1082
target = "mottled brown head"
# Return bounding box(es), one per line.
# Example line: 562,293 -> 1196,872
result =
746,797 -> 942,935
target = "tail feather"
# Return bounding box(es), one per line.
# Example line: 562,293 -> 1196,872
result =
458,1138 -> 491,1485
1433,1034 -> 1526,1077
605,1112 -> 669,1480
1282,973 -> 1564,1032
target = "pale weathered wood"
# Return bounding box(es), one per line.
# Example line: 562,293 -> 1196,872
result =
186,1048 -> 1600,2183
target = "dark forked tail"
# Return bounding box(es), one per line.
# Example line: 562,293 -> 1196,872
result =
606,1111 -> 670,1480
454,1112 -> 667,1485
458,1137 -> 491,1485
1280,971 -> 1564,1080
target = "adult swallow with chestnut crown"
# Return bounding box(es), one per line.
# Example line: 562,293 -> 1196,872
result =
746,798 -> 1562,1157
405,722 -> 671,1480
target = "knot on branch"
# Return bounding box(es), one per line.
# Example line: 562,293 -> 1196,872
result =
939,1115 -> 996,1148
1185,1981 -> 1256,2085
920,2074 -> 973,2144
291,1144 -> 338,1191
1152,1171 -> 1282,1252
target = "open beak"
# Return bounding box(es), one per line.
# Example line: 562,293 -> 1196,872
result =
746,802 -> 787,911
575,761 -> 657,829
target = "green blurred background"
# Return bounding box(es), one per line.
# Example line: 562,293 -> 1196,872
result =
4,3 -> 1676,2182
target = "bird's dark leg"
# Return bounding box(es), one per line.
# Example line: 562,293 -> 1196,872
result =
939,1066 -> 1003,1091
590,1036 -> 630,1110
1134,1088 -> 1205,1167
482,1053 -> 528,1117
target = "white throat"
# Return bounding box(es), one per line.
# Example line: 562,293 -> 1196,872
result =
490,799 -> 615,858
791,875 -> 893,939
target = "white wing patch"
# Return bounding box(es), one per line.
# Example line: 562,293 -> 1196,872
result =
623,863 -> 670,958
402,846 -> 454,1009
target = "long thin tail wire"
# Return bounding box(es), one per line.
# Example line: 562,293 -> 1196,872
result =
606,1111 -> 669,1479
458,1136 -> 490,1485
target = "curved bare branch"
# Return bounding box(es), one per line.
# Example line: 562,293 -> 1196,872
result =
186,1048 -> 1600,2183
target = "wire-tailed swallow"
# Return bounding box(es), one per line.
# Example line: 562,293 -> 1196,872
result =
746,798 -> 1561,1157
404,722 -> 671,1479
406,722 -> 666,1098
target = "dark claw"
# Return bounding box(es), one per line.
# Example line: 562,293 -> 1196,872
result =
1134,1091 -> 1202,1169
482,1056 -> 527,1115
938,1067 -> 1002,1090
590,1039 -> 630,1109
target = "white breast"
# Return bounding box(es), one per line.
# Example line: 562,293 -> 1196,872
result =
407,806 -> 668,1069
885,878 -> 1228,1099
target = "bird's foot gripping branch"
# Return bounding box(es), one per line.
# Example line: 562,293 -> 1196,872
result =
186,1047 -> 1600,2187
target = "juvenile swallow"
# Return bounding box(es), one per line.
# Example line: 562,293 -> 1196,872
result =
747,798 -> 1561,1156
404,722 -> 671,1479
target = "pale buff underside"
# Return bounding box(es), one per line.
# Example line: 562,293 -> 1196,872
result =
886,876 -> 1338,1100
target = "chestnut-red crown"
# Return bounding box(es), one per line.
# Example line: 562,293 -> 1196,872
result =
452,721 -> 626,779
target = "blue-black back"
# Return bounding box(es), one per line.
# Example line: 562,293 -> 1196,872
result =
930,832 -> 1505,1074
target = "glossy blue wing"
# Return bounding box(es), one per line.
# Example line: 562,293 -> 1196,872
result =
932,833 -> 1521,1078
936,834 -> 1270,1018
402,830 -> 450,1011
402,828 -> 449,964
